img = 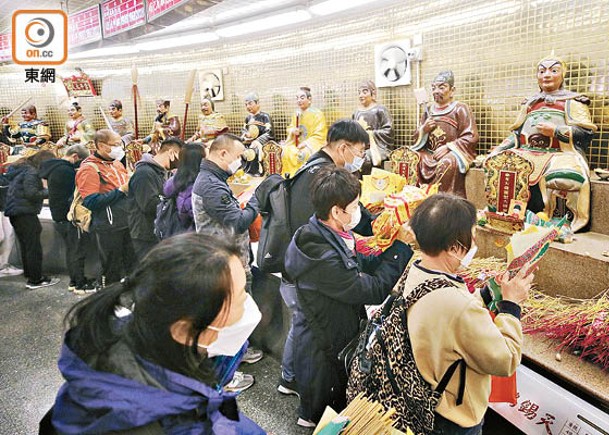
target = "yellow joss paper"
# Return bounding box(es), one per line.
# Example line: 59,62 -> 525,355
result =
367,184 -> 438,251
361,168 -> 406,207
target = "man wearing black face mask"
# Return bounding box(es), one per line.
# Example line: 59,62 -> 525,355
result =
128,138 -> 182,261
40,144 -> 95,294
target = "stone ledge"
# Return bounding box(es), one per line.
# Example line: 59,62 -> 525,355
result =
523,334 -> 609,409
477,226 -> 609,299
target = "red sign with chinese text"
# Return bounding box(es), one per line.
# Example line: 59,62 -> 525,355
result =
68,5 -> 102,47
101,0 -> 145,37
146,0 -> 188,21
0,33 -> 10,62
62,74 -> 98,97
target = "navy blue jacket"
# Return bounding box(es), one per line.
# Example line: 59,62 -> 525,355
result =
3,163 -> 47,217
284,215 -> 412,422
52,332 -> 265,434
192,159 -> 259,234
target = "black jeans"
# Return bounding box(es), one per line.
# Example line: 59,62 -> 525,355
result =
9,214 -> 42,283
431,413 -> 483,435
54,221 -> 89,286
95,228 -> 135,287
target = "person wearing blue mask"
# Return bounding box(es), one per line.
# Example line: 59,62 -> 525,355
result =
283,166 -> 413,427
46,232 -> 265,435
276,119 -> 375,401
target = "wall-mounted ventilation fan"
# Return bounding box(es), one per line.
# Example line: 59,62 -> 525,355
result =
374,40 -> 412,87
199,70 -> 224,101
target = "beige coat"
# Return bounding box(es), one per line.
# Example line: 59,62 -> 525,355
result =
403,262 -> 522,428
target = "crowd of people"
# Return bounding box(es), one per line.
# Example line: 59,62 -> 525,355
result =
0,93 -> 535,433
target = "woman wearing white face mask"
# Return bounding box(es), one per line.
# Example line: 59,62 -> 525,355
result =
47,233 -> 266,435
379,194 -> 534,434
284,166 -> 413,428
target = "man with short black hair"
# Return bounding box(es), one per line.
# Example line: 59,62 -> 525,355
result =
277,119 -> 373,398
76,129 -> 135,287
192,133 -> 262,392
40,144 -> 94,294
128,138 -> 182,260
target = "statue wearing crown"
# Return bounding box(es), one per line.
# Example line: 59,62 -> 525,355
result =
409,70 -> 479,197
485,55 -> 597,232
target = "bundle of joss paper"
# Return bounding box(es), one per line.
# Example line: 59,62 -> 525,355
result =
313,393 -> 411,435
466,223 -> 560,310
357,182 -> 438,256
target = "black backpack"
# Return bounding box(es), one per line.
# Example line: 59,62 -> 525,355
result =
255,158 -> 325,274
154,195 -> 188,240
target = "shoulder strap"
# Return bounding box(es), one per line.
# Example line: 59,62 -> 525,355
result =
381,277 -> 467,405
288,157 -> 326,183
284,157 -> 327,234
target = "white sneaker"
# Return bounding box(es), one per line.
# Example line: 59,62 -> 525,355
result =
0,265 -> 24,277
224,371 -> 255,393
26,276 -> 60,289
297,417 -> 316,428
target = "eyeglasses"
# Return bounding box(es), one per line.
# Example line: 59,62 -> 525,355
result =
345,143 -> 365,158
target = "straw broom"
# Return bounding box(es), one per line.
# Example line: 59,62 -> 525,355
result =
131,64 -> 139,140
182,69 -> 196,141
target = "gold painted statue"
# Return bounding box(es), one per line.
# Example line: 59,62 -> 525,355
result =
485,55 -> 597,232
187,97 -> 228,146
281,86 -> 327,177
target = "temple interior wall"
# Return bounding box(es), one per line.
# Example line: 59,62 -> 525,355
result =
1,0 -> 608,168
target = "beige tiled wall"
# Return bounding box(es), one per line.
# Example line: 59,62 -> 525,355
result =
1,0 -> 607,167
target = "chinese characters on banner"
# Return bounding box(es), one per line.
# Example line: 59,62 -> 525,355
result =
101,0 -> 145,37
68,5 -> 102,47
146,0 -> 188,21
62,74 -> 97,97
0,33 -> 10,63
493,393 -> 596,435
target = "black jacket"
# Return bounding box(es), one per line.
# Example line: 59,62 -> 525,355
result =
127,154 -> 167,241
3,163 -> 48,217
284,215 -> 412,421
39,158 -> 76,222
288,150 -> 374,237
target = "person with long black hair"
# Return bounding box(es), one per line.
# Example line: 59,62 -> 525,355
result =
162,142 -> 205,231
48,232 -> 265,434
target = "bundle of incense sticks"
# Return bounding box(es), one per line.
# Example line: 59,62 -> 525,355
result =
340,393 -> 397,434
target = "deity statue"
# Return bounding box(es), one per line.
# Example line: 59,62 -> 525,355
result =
107,100 -> 141,171
352,80 -> 394,173
1,104 -> 51,156
486,55 -> 597,232
187,97 -> 228,146
410,71 -> 478,197
282,86 -> 328,177
56,101 -> 96,151
143,100 -> 181,154
241,92 -> 274,175
107,100 -> 134,144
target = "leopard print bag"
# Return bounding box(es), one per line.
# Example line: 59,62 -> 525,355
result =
346,277 -> 465,435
